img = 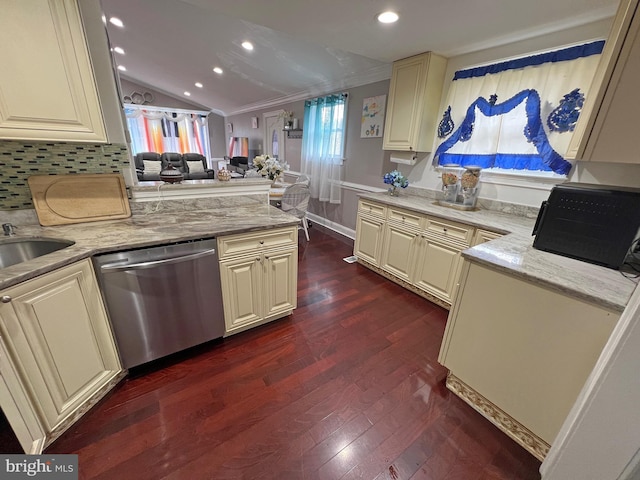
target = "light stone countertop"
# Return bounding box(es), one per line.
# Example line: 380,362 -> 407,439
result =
0,198 -> 299,291
359,192 -> 638,313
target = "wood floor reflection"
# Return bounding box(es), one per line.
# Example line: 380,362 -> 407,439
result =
47,225 -> 541,479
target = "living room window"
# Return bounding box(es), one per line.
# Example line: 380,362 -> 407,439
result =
124,105 -> 211,162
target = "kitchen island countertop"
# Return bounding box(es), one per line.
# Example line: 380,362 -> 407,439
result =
0,199 -> 299,291
359,192 -> 638,313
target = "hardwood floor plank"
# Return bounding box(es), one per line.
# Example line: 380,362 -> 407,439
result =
45,226 -> 541,479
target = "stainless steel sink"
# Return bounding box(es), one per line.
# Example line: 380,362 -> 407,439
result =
0,238 -> 75,269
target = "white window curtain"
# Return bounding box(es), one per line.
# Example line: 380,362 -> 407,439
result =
301,93 -> 347,204
433,41 -> 604,175
124,105 -> 211,161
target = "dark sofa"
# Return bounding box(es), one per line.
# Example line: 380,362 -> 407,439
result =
134,152 -> 214,181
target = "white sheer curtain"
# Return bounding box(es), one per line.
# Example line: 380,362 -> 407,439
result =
301,93 -> 347,204
124,105 -> 211,161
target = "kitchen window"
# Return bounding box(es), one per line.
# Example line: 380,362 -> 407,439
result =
433,41 -> 605,178
124,105 -> 211,161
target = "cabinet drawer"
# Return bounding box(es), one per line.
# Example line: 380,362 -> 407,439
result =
473,229 -> 503,246
358,200 -> 386,218
425,217 -> 473,244
218,226 -> 297,259
387,207 -> 422,228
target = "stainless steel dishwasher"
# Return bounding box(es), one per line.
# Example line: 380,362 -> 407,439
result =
93,237 -> 225,369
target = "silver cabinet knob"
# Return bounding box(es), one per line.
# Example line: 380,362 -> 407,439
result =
1,296 -> 12,303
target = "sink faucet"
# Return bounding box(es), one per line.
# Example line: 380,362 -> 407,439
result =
2,223 -> 16,236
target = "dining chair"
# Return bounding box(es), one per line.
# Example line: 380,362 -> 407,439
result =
281,183 -> 311,241
295,174 -> 311,186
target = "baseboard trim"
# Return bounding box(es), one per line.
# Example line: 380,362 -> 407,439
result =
306,212 -> 355,240
446,373 -> 550,461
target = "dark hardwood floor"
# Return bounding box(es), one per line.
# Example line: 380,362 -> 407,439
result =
46,225 -> 541,479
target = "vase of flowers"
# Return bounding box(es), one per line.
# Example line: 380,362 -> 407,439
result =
253,155 -> 289,184
383,170 -> 409,196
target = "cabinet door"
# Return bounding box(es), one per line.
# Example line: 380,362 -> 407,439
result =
383,55 -> 427,151
413,237 -> 463,303
380,223 -> 419,282
566,0 -> 640,162
263,248 -> 297,319
0,0 -> 106,142
0,336 -> 46,453
0,260 -> 121,432
354,214 -> 385,265
220,256 -> 263,333
382,52 -> 447,152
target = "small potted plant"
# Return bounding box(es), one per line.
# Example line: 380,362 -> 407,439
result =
383,170 -> 409,196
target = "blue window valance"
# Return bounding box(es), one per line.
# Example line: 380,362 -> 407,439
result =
453,41 -> 604,81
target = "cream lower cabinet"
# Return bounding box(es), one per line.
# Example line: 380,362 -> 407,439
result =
438,261 -> 618,460
218,227 -> 298,335
0,259 -> 123,452
359,200 -> 471,308
0,0 -> 107,142
412,237 -> 465,303
472,228 -> 503,245
354,200 -> 387,266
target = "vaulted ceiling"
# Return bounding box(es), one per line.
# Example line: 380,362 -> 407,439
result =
100,0 -> 619,116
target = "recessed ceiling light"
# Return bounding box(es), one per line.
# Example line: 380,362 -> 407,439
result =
213,67 -> 223,74
241,41 -> 254,51
195,82 -> 203,88
184,91 -> 191,96
377,11 -> 399,23
117,65 -> 126,72
109,17 -> 124,28
113,46 -> 125,55
101,15 -> 106,24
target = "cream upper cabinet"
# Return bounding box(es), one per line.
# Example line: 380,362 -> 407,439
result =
382,52 -> 448,152
566,0 -> 640,163
218,227 -> 298,335
0,0 -> 107,142
0,259 -> 123,451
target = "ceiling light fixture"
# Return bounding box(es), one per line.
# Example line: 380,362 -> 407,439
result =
377,11 -> 399,23
117,65 -> 126,72
213,67 -> 223,74
241,41 -> 254,51
195,82 -> 203,88
109,17 -> 124,28
184,91 -> 191,96
113,46 -> 125,55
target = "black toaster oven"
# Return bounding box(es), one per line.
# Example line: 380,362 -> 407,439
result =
532,183 -> 640,269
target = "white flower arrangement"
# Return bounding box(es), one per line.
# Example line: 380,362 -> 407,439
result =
253,155 -> 289,182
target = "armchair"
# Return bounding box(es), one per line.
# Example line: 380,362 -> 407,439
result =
134,152 -> 162,181
160,152 -> 186,173
182,153 -> 215,179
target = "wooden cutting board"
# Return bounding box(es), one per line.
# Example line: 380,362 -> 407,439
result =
28,174 -> 131,226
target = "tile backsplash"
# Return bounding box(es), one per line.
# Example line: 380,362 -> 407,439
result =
0,140 -> 130,209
